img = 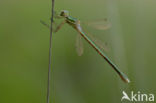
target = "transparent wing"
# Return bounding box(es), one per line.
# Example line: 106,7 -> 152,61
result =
75,34 -> 84,56
83,29 -> 109,52
83,18 -> 111,30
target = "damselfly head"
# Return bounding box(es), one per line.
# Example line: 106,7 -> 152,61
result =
60,10 -> 69,17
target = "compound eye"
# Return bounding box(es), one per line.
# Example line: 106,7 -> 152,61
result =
60,10 -> 69,17
60,11 -> 65,16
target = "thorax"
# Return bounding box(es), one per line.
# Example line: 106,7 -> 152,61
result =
65,16 -> 80,28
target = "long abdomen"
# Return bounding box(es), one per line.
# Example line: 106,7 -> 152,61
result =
75,25 -> 130,83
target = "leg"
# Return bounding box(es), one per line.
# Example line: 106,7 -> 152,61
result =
40,20 -> 66,32
40,20 -> 50,28
54,20 -> 66,32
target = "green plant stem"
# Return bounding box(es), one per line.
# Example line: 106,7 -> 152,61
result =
47,0 -> 55,103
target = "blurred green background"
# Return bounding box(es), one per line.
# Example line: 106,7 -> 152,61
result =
0,0 -> 156,103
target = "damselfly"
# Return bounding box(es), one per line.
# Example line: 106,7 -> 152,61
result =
41,10 -> 130,83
